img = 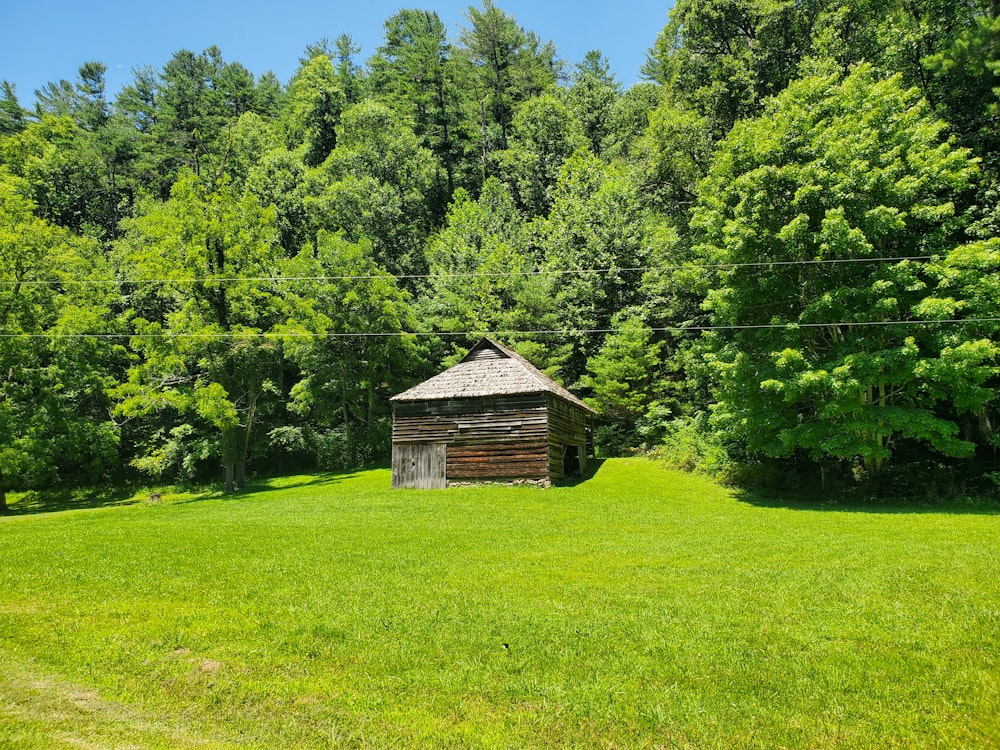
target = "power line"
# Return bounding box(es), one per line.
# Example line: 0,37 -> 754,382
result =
0,255 -> 939,287
2,318 -> 998,340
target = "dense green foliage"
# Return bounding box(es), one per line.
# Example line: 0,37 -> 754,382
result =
1,0 -> 999,495
697,66 -> 995,476
2,460 -> 998,747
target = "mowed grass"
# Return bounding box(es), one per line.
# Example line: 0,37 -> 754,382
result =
0,459 -> 998,749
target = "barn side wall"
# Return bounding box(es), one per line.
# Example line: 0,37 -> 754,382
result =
392,395 -> 550,484
546,394 -> 590,483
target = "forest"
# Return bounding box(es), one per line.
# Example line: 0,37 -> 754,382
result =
1,0 -> 999,504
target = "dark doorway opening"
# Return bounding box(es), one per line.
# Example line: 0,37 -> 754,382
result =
563,445 -> 581,478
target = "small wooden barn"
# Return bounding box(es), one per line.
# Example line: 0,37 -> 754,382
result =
390,338 -> 596,488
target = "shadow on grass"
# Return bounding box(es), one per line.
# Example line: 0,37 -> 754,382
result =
734,487 -> 1000,515
557,458 -> 607,487
171,469 -> 370,506
3,468 -> 381,517
4,486 -> 140,516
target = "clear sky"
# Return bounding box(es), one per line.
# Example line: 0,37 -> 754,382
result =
2,1 -> 673,105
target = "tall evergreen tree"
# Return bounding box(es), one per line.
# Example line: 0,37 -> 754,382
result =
562,50 -> 621,157
370,9 -> 469,208
459,0 -> 561,175
34,61 -> 109,131
0,81 -> 26,135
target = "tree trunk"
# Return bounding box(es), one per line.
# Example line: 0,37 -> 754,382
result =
342,378 -> 352,458
435,77 -> 455,198
238,394 -> 257,492
222,427 -> 240,493
0,475 -> 7,513
479,99 -> 489,182
979,408 -> 994,441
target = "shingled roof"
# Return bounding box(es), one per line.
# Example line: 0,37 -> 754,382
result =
391,337 -> 596,413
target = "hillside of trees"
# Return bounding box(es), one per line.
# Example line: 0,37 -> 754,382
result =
2,0 -> 999,505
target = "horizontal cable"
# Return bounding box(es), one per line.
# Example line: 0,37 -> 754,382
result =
0,255 -> 938,287
2,318 -> 998,339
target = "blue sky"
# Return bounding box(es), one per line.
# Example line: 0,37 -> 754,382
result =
3,1 -> 673,104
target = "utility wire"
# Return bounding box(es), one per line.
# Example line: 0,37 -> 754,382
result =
0,255 -> 940,287
3,318 -> 999,339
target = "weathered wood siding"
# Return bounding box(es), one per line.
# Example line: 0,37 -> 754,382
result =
393,395 -> 548,444
393,395 -> 550,484
546,394 -> 589,483
447,441 -> 549,480
393,394 -> 547,418
392,443 -> 446,489
392,393 -> 591,487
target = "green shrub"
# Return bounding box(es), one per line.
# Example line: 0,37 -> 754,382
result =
653,414 -> 734,480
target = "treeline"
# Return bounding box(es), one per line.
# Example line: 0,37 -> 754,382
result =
1,0 -> 998,504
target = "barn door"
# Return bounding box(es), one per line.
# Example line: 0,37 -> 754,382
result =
392,443 -> 447,489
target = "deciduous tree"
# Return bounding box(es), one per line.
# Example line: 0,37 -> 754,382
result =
0,170 -> 121,509
561,50 -> 621,157
306,100 -> 436,277
114,171 -> 286,491
279,232 -> 420,467
423,177 -> 531,333
643,0 -> 814,138
496,94 -> 586,217
695,66 -> 998,473
536,150 -> 654,384
280,55 -> 345,167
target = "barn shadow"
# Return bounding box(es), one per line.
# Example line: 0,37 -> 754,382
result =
556,458 -> 607,487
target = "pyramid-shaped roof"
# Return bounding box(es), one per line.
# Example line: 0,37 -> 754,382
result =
391,338 -> 595,413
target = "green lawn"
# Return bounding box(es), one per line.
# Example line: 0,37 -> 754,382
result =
1,459 -> 998,749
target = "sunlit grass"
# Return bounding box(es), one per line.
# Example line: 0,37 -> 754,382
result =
1,459 -> 998,748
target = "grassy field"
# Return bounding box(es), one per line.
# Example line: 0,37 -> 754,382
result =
0,459 -> 998,749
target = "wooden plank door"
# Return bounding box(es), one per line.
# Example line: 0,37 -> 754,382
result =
392,443 -> 447,489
